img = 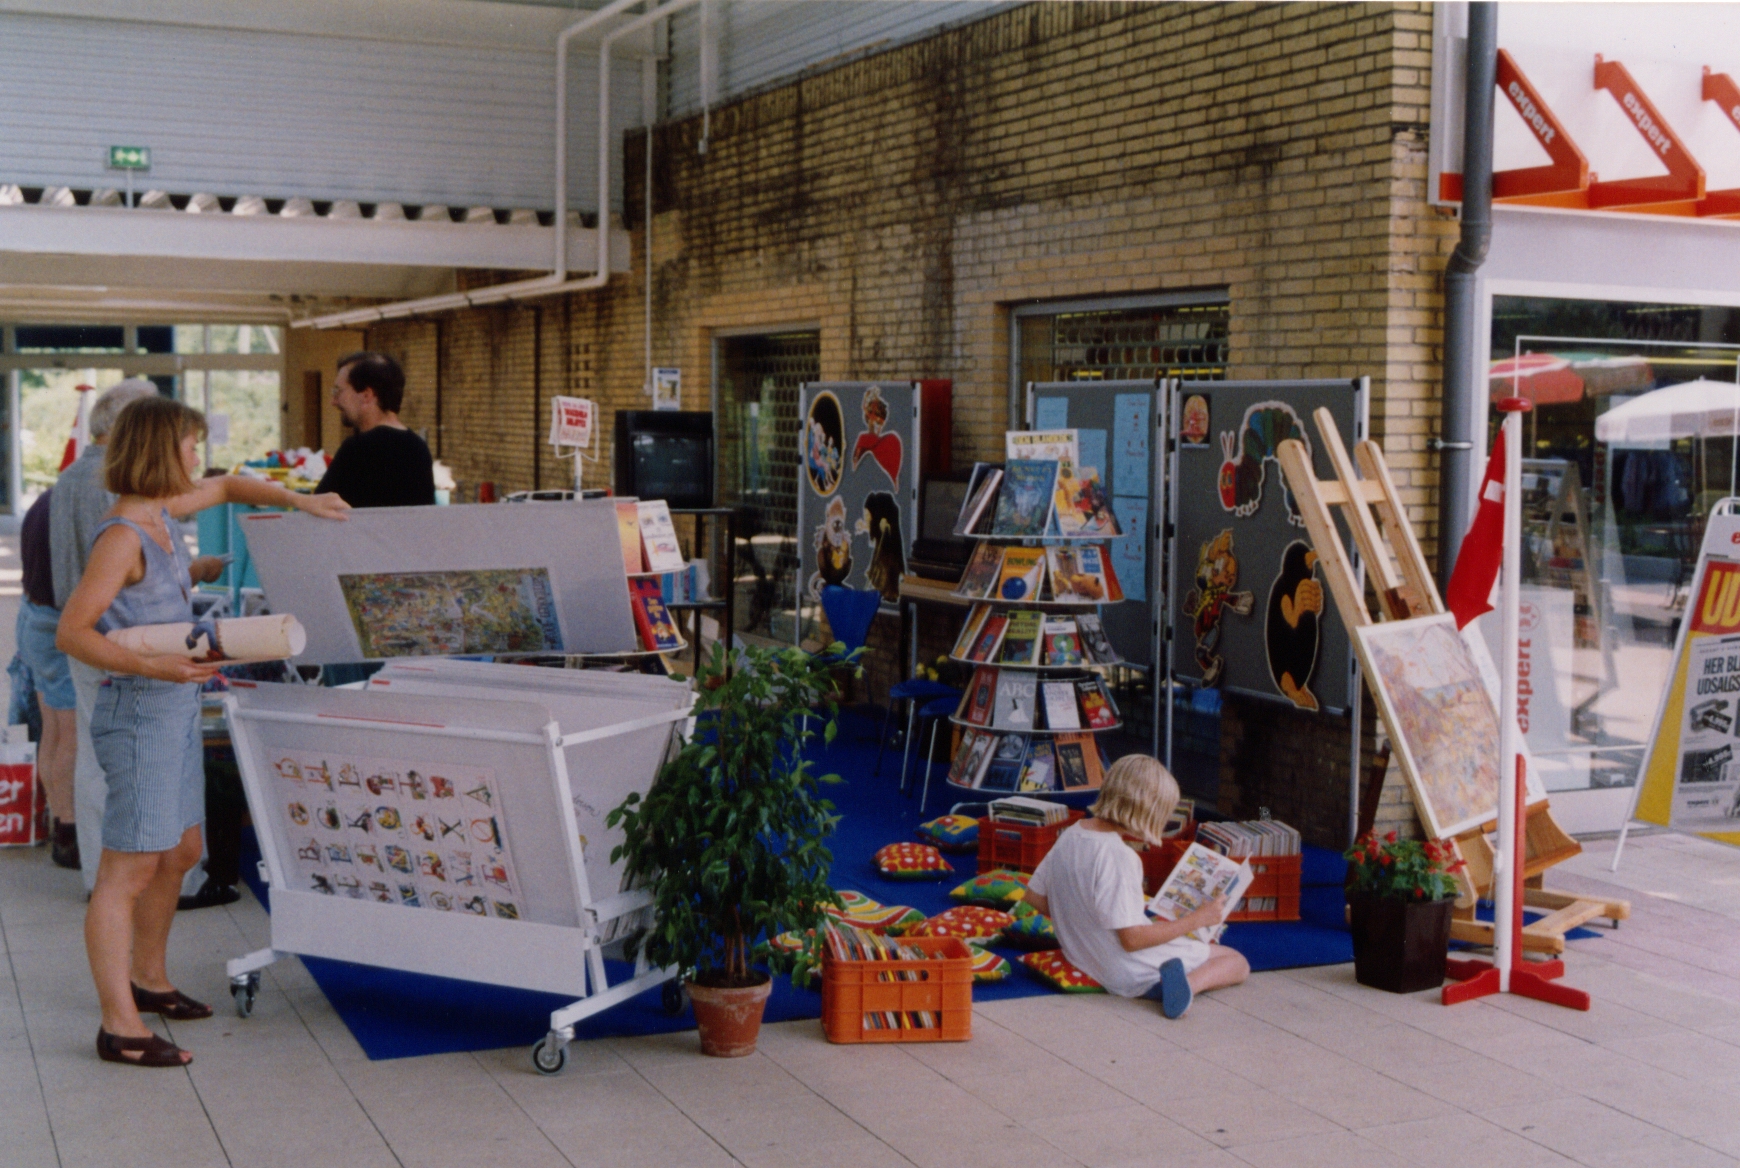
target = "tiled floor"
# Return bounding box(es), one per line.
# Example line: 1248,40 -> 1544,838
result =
4,830 -> 1740,1168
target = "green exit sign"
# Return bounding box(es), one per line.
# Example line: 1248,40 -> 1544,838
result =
107,145 -> 150,170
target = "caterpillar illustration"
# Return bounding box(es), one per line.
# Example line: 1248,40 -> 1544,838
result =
1217,401 -> 1310,525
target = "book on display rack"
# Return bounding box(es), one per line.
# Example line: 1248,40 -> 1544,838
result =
941,430 -> 1131,797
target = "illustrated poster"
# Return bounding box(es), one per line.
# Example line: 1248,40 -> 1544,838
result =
272,747 -> 523,919
338,569 -> 563,658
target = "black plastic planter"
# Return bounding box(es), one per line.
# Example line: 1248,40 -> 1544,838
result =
1348,891 -> 1455,994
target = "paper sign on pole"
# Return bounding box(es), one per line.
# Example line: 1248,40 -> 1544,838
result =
549,396 -> 595,448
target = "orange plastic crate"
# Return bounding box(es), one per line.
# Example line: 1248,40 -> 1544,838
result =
975,809 -> 1087,874
1224,853 -> 1302,923
821,936 -> 973,1044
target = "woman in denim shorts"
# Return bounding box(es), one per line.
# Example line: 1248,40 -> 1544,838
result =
57,397 -> 348,1068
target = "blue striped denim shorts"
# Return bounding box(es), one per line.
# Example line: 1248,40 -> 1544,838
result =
91,676 -> 204,853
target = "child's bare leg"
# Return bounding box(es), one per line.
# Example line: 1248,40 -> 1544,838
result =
1188,945 -> 1250,995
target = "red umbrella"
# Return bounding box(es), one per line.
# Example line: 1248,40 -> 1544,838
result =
1488,354 -> 1585,405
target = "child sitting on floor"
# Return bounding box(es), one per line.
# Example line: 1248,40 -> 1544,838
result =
1025,755 -> 1250,1018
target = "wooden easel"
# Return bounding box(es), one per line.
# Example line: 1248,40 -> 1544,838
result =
1277,409 -> 1628,956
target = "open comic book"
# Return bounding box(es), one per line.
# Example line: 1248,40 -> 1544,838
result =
1147,842 -> 1254,944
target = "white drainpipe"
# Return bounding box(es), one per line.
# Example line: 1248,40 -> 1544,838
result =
292,0 -> 693,329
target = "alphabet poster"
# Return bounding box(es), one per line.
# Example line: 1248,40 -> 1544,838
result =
796,382 -> 918,622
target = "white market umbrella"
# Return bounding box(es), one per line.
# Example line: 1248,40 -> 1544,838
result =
1594,379 -> 1740,445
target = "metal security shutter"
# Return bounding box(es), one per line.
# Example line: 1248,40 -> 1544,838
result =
0,11 -> 645,215
665,0 -> 1015,118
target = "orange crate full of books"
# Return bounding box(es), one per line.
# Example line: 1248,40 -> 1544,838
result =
1198,820 -> 1303,923
976,804 -> 1087,874
821,929 -> 974,1044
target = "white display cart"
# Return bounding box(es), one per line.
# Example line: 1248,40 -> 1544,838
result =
223,664 -> 694,1074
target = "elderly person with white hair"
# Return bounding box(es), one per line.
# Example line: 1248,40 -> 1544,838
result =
51,380 -> 228,896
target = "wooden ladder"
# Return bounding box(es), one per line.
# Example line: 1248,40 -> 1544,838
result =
1276,409 -> 1627,955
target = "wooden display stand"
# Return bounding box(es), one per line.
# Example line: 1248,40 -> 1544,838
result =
1276,409 -> 1627,955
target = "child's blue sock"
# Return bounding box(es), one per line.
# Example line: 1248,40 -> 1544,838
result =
1156,958 -> 1192,1019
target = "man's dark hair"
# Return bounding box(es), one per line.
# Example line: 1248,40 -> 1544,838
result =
337,351 -> 406,414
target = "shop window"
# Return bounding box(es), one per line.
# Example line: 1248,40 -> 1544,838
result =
1013,295 -> 1231,392
714,330 -> 820,641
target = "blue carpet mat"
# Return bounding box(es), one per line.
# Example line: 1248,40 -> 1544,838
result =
241,708 -> 1361,1060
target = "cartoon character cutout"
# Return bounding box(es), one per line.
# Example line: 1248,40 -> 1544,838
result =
803,391 -> 845,496
808,495 -> 853,600
1180,394 -> 1211,447
1182,530 -> 1254,687
850,386 -> 904,485
854,491 -> 906,603
1218,401 -> 1309,524
1265,541 -> 1325,711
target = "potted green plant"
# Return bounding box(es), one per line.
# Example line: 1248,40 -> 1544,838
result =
1345,829 -> 1466,994
608,641 -> 855,1056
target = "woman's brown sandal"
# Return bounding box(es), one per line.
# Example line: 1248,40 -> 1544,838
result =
132,984 -> 213,1021
96,1028 -> 191,1067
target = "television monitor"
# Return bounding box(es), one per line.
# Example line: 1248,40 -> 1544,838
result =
613,411 -> 714,510
908,473 -> 975,580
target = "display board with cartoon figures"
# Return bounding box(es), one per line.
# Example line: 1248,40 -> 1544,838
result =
1169,379 -> 1365,714
796,382 -> 920,631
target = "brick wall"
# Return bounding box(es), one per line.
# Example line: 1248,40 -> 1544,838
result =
370,0 -> 1454,844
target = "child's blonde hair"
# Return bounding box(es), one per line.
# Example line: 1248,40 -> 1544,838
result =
1089,755 -> 1179,845
104,396 -> 206,499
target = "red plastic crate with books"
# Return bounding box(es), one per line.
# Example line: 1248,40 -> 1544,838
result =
975,800 -> 1087,874
1195,819 -> 1303,923
820,924 -> 973,1044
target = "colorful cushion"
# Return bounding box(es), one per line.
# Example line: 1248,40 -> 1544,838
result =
874,842 -> 953,881
967,944 -> 1011,982
825,891 -> 926,934
1018,949 -> 1105,993
916,814 -> 980,853
949,868 -> 1030,909
907,905 -> 1012,943
1003,910 -> 1059,951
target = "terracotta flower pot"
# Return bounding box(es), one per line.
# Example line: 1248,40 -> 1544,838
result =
1348,890 -> 1455,994
687,975 -> 772,1057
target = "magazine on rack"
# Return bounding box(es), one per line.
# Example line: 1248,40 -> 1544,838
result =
1148,843 -> 1255,944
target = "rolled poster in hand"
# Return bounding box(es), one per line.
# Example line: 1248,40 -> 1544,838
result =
106,614 -> 307,663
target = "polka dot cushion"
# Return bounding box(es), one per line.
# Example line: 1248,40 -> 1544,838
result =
906,905 -> 1013,943
916,814 -> 980,853
1002,909 -> 1059,951
1018,949 -> 1105,993
825,891 -> 926,934
948,868 -> 1030,910
967,944 -> 1011,983
874,842 -> 954,881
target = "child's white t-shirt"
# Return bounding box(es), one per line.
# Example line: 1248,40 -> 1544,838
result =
1027,822 -> 1211,997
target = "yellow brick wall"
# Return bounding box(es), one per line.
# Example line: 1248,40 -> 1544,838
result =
367,0 -> 1455,844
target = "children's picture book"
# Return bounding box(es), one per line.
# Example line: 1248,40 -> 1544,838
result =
991,460 -> 1060,536
948,729 -> 996,788
1076,677 -> 1118,729
952,603 -> 992,659
1148,842 -> 1255,943
955,542 -> 1006,598
967,612 -> 1009,663
979,733 -> 1029,792
953,465 -> 1004,536
615,500 -> 645,574
1042,680 -> 1081,730
629,578 -> 683,651
1053,466 -> 1119,537
992,673 -> 1037,730
1017,739 -> 1057,792
962,666 -> 998,725
996,546 -> 1047,602
1053,733 -> 1095,788
1042,618 -> 1083,667
1048,544 -> 1109,603
1006,429 -> 1080,475
1075,612 -> 1117,663
636,500 -> 686,573
999,610 -> 1044,667
1100,543 -> 1126,602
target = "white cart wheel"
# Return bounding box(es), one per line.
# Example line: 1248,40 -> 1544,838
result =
231,972 -> 260,1018
531,1034 -> 568,1076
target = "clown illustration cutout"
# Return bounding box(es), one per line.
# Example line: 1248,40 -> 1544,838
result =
1182,529 -> 1253,687
850,386 -> 904,486
808,495 -> 853,600
1179,394 -> 1211,448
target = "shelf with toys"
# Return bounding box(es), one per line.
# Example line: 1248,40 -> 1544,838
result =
939,428 -> 1127,801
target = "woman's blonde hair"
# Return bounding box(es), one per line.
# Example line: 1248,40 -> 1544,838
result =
1089,755 -> 1179,845
104,396 -> 206,499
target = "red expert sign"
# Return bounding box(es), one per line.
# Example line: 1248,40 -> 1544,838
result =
549,396 -> 595,448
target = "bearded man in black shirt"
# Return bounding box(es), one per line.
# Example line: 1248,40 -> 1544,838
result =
314,351 -> 437,508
